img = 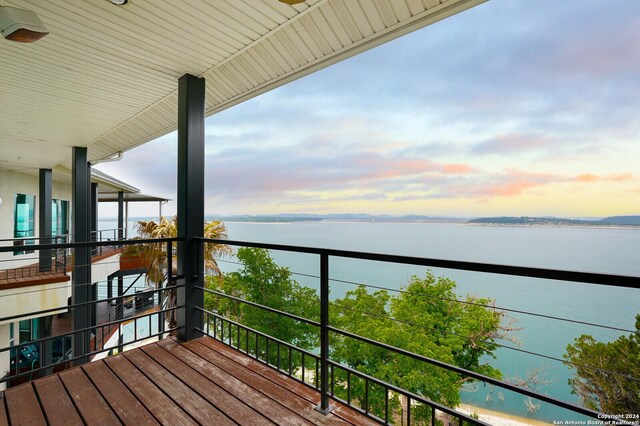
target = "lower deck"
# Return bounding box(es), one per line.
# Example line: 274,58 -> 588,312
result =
1,336 -> 376,425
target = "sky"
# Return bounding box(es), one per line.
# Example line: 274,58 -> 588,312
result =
97,0 -> 640,219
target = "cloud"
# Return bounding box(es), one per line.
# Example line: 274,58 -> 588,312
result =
471,133 -> 554,155
575,173 -> 634,183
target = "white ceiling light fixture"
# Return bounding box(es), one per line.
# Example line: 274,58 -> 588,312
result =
107,0 -> 128,5
0,5 -> 49,43
279,0 -> 306,4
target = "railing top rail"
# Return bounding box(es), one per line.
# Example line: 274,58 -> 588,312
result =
0,237 -> 181,253
90,227 -> 126,234
201,238 -> 640,289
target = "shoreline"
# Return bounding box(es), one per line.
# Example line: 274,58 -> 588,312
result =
457,403 -> 551,426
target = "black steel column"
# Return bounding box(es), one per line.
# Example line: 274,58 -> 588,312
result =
37,167 -> 54,375
176,73 -> 205,342
72,147 -> 91,365
38,316 -> 53,377
91,182 -> 98,256
117,191 -> 124,240
38,169 -> 52,272
316,252 -> 333,414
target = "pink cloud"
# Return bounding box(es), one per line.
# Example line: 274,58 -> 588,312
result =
608,173 -> 634,182
576,173 -> 599,182
441,163 -> 476,174
484,181 -> 540,197
573,173 -> 634,183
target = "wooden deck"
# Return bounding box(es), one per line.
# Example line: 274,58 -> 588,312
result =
1,337 -> 377,426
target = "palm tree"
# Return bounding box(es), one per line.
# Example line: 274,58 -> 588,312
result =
130,216 -> 231,332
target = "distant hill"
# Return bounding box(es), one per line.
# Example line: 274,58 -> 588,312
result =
468,216 -> 640,227
213,214 -> 466,224
599,216 -> 640,226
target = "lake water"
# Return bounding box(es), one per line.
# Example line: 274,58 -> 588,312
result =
102,219 -> 640,423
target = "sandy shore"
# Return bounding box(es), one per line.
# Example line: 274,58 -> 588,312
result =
458,403 -> 551,426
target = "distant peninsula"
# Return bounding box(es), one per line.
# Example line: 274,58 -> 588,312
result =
467,215 -> 640,227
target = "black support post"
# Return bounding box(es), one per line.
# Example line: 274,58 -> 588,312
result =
38,169 -> 52,272
117,191 -> 124,240
91,182 -> 98,256
72,147 -> 91,365
176,73 -> 205,342
37,168 -> 54,376
316,252 -> 333,414
38,316 -> 53,377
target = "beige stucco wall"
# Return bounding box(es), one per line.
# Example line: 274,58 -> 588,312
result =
0,282 -> 70,327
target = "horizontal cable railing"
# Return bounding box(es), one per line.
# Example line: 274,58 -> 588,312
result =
199,237 -> 640,425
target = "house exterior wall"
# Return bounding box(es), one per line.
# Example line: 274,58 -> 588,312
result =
0,169 -> 72,269
0,283 -> 69,327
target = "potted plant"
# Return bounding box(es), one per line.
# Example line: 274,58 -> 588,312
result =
119,239 -> 153,270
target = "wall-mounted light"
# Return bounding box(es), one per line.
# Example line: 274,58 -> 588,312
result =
0,6 -> 49,43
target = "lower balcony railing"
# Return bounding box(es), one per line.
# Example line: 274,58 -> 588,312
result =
0,238 -> 179,387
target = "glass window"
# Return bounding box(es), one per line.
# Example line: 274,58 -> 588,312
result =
18,319 -> 39,343
14,193 -> 35,255
52,199 -> 69,237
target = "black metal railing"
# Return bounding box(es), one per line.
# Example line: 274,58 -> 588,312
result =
1,235 -> 638,425
90,227 -> 126,256
0,237 -> 180,386
198,238 -> 640,426
0,235 -> 69,280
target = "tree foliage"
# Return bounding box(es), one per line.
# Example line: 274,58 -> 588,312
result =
564,315 -> 640,414
208,253 -> 507,423
206,247 -> 319,350
331,272 -> 505,422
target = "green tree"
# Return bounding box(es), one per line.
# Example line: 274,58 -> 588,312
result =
206,247 -> 319,351
331,272 -> 505,423
564,315 -> 640,414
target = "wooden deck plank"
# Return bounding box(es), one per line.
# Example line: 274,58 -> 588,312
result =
4,383 -> 47,426
83,360 -> 159,426
104,354 -> 197,426
0,394 -> 10,426
3,336 -> 376,426
59,367 -> 121,425
142,343 -> 274,426
157,338 -> 313,426
196,337 -> 378,426
32,375 -> 83,426
187,338 -> 368,426
123,346 -> 235,426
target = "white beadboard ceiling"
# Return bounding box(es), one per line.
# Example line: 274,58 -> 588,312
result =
0,0 -> 484,173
